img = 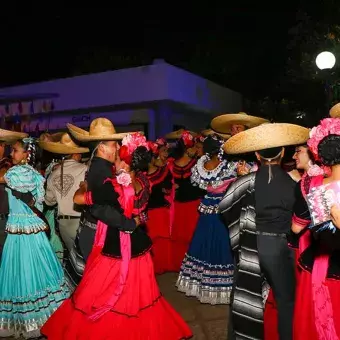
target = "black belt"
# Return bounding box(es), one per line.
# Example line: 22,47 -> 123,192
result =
58,215 -> 80,220
256,231 -> 287,238
0,213 -> 8,220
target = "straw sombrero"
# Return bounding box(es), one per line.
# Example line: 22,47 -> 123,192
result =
0,129 -> 28,142
164,129 -> 197,140
211,112 -> 269,134
330,103 -> 340,118
67,118 -> 135,142
39,132 -> 89,154
201,129 -> 231,140
224,123 -> 310,154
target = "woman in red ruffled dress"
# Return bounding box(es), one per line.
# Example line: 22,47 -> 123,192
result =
147,138 -> 175,274
41,133 -> 192,340
291,118 -> 340,340
168,131 -> 205,272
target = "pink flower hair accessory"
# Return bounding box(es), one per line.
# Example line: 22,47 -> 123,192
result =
308,118 -> 340,160
307,163 -> 326,177
181,130 -> 195,147
194,134 -> 205,143
148,141 -> 159,155
121,132 -> 149,154
155,138 -> 168,147
116,170 -> 132,187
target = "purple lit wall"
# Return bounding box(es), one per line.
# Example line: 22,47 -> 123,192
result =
0,60 -> 242,138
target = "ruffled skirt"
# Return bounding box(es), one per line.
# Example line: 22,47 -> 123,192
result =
41,251 -> 192,340
0,232 -> 70,339
45,208 -> 64,263
176,213 -> 234,304
147,207 -> 174,274
172,200 -> 200,272
293,268 -> 340,340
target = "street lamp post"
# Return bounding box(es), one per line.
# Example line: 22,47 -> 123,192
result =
316,51 -> 336,112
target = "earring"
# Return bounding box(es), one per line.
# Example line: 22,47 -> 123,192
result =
20,159 -> 27,165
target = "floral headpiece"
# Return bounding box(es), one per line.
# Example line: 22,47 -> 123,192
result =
155,137 -> 168,148
181,130 -> 195,148
149,138 -> 168,156
148,141 -> 159,155
119,132 -> 149,165
194,134 -> 205,143
308,118 -> 340,160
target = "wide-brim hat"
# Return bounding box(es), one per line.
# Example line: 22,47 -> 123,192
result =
201,129 -> 231,140
0,129 -> 28,143
211,112 -> 269,134
67,117 -> 137,142
164,129 -> 197,140
330,103 -> 340,118
224,123 -> 310,154
39,132 -> 90,154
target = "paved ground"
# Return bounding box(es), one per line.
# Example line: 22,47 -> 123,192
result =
157,273 -> 229,339
10,272 -> 229,339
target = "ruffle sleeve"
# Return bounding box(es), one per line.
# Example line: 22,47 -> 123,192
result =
5,165 -> 45,210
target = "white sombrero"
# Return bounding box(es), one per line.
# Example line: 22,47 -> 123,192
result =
201,129 -> 231,140
67,118 -> 140,142
211,112 -> 269,134
0,129 -> 28,143
39,132 -> 89,154
330,103 -> 340,118
224,123 -> 310,154
164,129 -> 197,140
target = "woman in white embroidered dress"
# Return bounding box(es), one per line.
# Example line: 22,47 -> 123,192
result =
176,134 -> 237,304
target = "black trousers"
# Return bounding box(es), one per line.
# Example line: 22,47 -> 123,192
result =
0,217 -> 7,263
257,234 -> 296,340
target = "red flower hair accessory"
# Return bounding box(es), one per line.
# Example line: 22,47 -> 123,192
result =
148,141 -> 159,155
155,137 -> 168,148
194,134 -> 205,143
181,130 -> 195,148
119,132 -> 149,165
308,118 -> 340,160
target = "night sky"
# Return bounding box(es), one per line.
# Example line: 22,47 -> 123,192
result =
0,4 -> 323,101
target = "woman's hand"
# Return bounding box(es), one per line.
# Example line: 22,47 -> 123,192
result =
237,161 -> 250,176
73,181 -> 88,205
330,205 -> 340,229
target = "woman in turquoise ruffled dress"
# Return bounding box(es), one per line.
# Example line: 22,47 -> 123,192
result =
0,137 -> 70,339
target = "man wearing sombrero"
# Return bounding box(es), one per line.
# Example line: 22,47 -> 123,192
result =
39,132 -> 89,253
66,118 -> 140,284
219,123 -> 309,340
0,129 -> 33,261
211,112 -> 269,176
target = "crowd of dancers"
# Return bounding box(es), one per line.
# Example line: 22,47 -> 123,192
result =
0,106 -> 340,339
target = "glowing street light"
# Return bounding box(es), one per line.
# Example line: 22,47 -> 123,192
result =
316,51 -> 336,70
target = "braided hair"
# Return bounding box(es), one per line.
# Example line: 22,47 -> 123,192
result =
20,137 -> 38,167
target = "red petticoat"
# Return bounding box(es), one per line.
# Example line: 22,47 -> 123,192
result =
147,207 -> 173,274
264,289 -> 279,340
293,268 -> 340,340
41,252 -> 192,340
171,200 -> 200,272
